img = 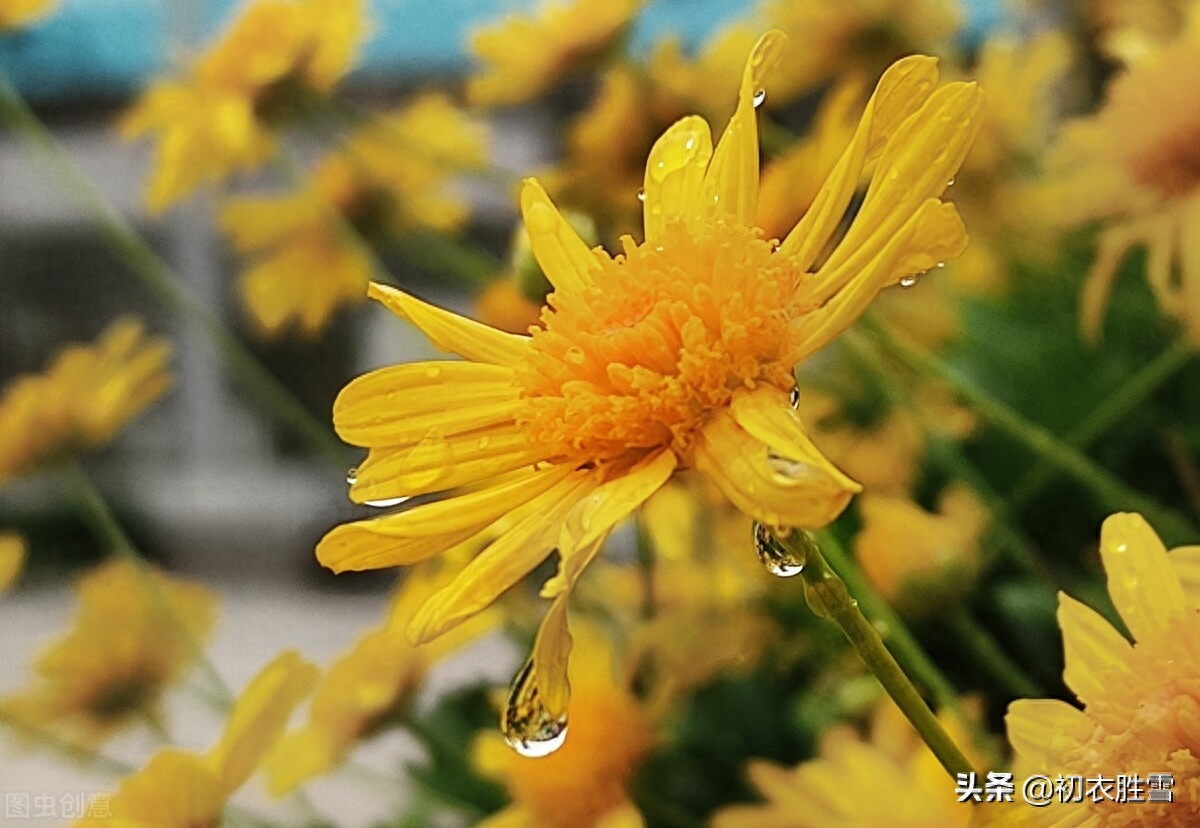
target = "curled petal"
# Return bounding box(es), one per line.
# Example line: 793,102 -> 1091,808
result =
520,179 -> 606,294
643,116 -> 713,243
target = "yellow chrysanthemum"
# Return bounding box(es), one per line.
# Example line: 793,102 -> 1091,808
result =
75,650 -> 317,828
713,702 -> 986,828
1005,513 -> 1200,827
1038,24 -> 1200,346
473,623 -> 654,828
0,319 -> 171,485
0,0 -> 55,30
1,559 -> 216,745
0,532 -> 25,594
855,485 -> 988,617
318,33 -> 982,724
222,94 -> 487,336
265,555 -> 495,795
121,0 -> 366,213
467,0 -> 642,107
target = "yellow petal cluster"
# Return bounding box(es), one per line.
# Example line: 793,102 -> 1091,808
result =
1006,513 -> 1200,828
75,650 -> 317,827
121,0 -> 366,213
1,558 -> 215,744
317,32 -> 982,716
0,319 -> 171,485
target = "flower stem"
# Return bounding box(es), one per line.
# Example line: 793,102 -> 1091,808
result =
1008,337 -> 1195,512
866,319 -> 1199,545
0,73 -> 348,466
947,609 -> 1042,698
63,460 -> 235,706
776,528 -> 977,780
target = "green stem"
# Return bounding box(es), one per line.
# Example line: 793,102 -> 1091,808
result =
867,319 -> 1199,545
778,528 -> 976,780
947,609 -> 1042,698
1008,337 -> 1195,512
0,73 -> 347,466
63,460 -> 235,706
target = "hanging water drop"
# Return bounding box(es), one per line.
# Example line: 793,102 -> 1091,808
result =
501,658 -> 569,758
935,261 -> 945,269
346,467 -> 358,486
946,177 -> 955,187
364,496 -> 409,508
636,188 -> 646,203
899,273 -> 919,289
753,522 -> 806,577
789,387 -> 801,410
752,88 -> 767,108
767,452 -> 817,483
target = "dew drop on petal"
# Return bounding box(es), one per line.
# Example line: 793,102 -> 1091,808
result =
899,274 -> 919,289
424,365 -> 441,379
753,522 -> 805,577
752,88 -> 767,108
789,387 -> 801,410
936,262 -> 946,269
364,496 -> 410,508
346,467 -> 358,486
946,178 -> 955,187
636,188 -> 646,203
766,452 -> 819,484
502,657 -> 569,758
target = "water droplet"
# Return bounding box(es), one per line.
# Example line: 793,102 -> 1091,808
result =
789,387 -> 801,410
899,274 -> 919,289
501,658 -> 568,758
752,88 -> 767,108
766,452 -> 818,484
935,262 -> 946,269
684,136 -> 696,150
753,522 -> 805,577
477,436 -> 491,450
364,496 -> 409,508
346,467 -> 358,486
946,178 -> 956,187
636,188 -> 646,202
564,346 -> 586,365
424,365 -> 441,379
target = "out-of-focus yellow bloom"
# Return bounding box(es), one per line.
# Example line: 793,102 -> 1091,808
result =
476,280 -> 545,335
467,0 -> 642,107
1088,0 -> 1196,63
1005,513 -> 1200,828
1038,25 -> 1200,346
763,0 -> 961,100
646,24 -> 760,122
75,650 -> 317,827
222,94 -> 486,336
855,486 -> 988,617
317,34 -> 981,720
0,0 -> 55,29
0,532 -> 25,594
265,555 -> 496,795
121,0 -> 366,213
1,559 -> 216,745
713,702 -> 984,828
473,623 -> 654,828
0,319 -> 171,485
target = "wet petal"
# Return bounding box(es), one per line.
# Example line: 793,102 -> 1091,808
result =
643,116 -> 713,243
520,178 -> 606,294
1099,512 -> 1187,641
532,594 -> 573,718
368,282 -> 531,366
1058,592 -> 1133,708
702,30 -> 787,227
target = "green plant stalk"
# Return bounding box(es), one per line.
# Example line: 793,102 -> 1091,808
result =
780,528 -> 977,780
947,609 -> 1042,698
1008,337 -> 1195,512
0,73 -> 347,465
867,319 -> 1199,545
64,460 -> 234,706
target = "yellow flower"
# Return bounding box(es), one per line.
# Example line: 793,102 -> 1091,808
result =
317,33 -> 982,724
1,559 -> 216,745
0,319 -> 171,484
1088,0 -> 1196,63
855,486 -> 988,617
222,94 -> 487,336
75,650 -> 317,828
1038,27 -> 1200,346
0,532 -> 25,594
0,0 -> 55,29
265,556 -> 495,795
473,623 -> 654,828
713,702 -> 982,828
121,0 -> 366,213
467,0 -> 642,107
1005,513 -> 1200,827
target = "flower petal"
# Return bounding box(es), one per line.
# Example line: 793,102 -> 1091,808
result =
1005,698 -> 1094,768
1169,545 -> 1200,602
780,55 -> 940,270
1099,512 -> 1187,641
643,116 -> 713,243
702,30 -> 787,227
532,594 -> 573,718
407,473 -> 593,644
368,282 -> 531,366
317,465 -> 574,572
520,178 -> 605,294
1058,592 -> 1133,709
694,391 -> 860,529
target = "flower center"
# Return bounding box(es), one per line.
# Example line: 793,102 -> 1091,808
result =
515,220 -> 800,467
